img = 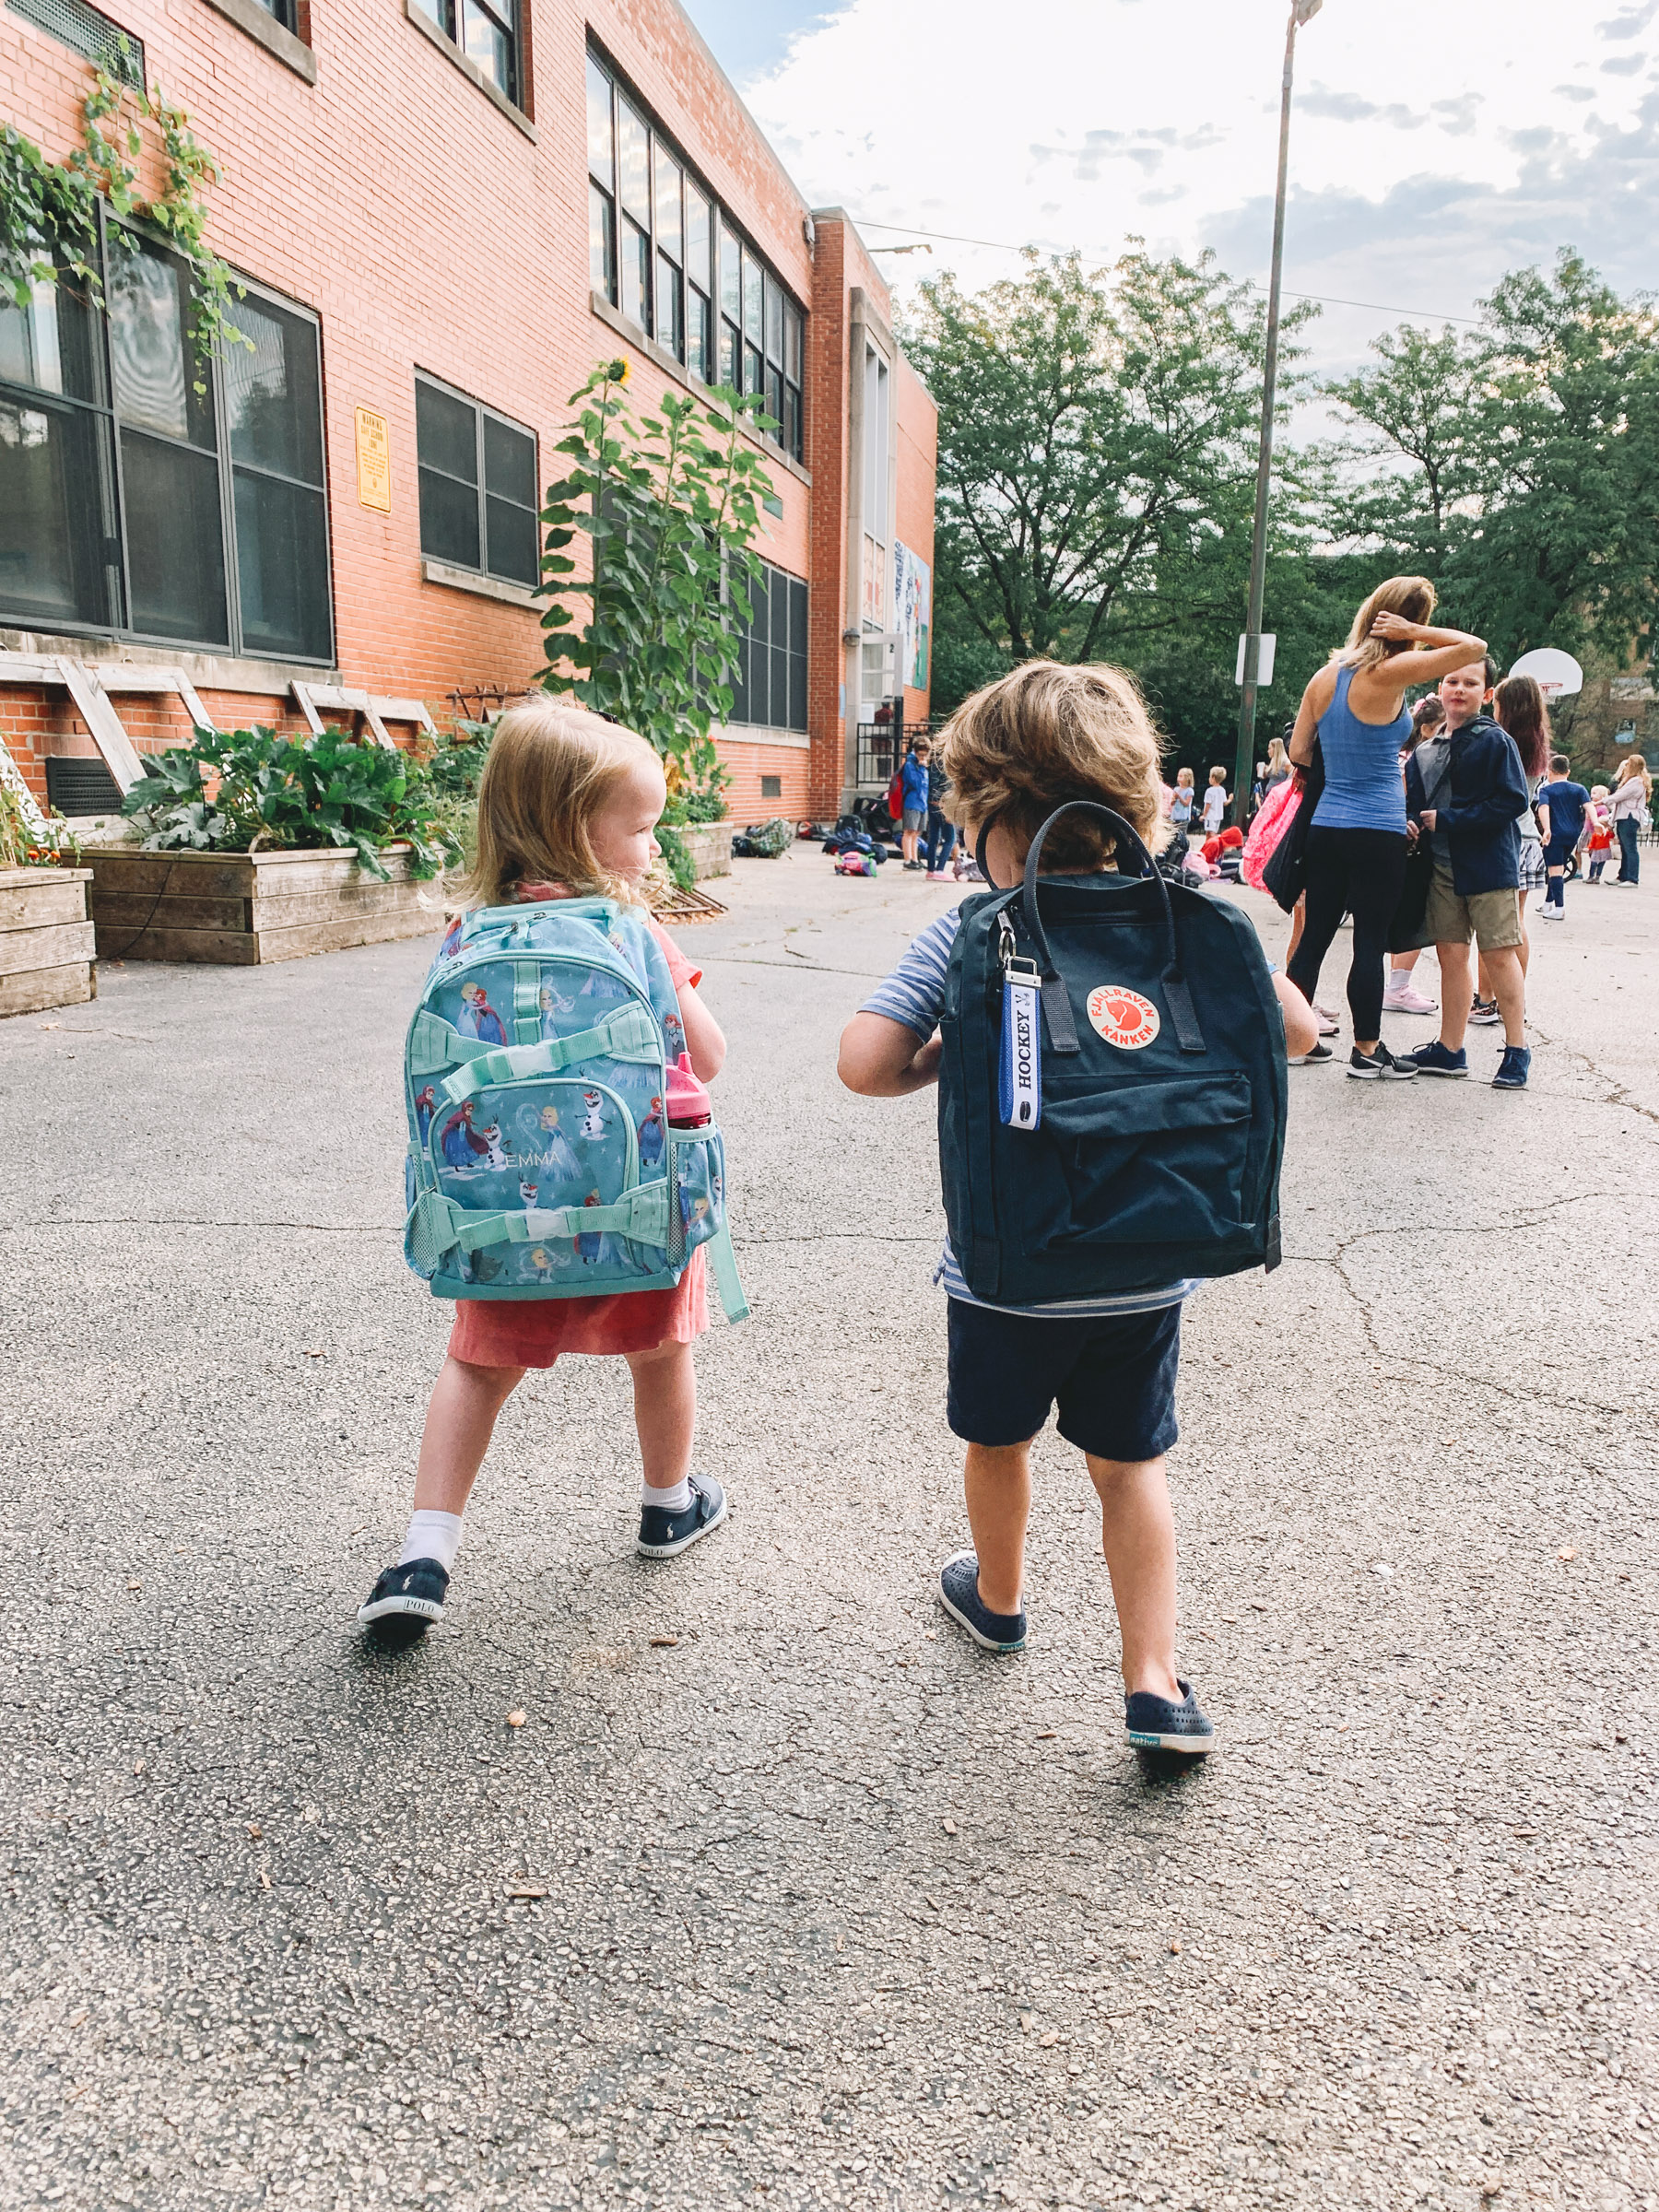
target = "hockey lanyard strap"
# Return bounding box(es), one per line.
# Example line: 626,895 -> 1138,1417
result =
997,912 -> 1042,1131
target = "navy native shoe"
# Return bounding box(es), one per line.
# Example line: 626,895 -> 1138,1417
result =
637,1474 -> 728,1559
358,1557 -> 449,1642
937,1551 -> 1028,1653
1124,1679 -> 1216,1754
1492,1043 -> 1532,1090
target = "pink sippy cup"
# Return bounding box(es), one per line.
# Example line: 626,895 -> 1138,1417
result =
665,1052 -> 712,1129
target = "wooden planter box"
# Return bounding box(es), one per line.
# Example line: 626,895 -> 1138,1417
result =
677,820 -> 733,880
86,845 -> 445,965
0,865 -> 96,1016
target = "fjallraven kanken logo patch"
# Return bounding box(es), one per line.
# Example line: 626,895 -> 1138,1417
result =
1086,984 -> 1160,1049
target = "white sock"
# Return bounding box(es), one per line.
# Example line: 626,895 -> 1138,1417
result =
399,1510 -> 464,1572
642,1477 -> 692,1514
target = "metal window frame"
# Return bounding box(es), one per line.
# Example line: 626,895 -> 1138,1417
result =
422,0 -> 518,105
413,369 -> 538,591
0,208 -> 336,666
724,555 -> 807,735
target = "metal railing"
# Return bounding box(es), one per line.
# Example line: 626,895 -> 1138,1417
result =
853,717 -> 946,789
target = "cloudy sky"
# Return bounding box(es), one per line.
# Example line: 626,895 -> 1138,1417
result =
681,0 -> 1658,372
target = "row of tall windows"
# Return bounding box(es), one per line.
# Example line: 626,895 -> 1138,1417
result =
729,559 -> 808,735
586,48 -> 806,463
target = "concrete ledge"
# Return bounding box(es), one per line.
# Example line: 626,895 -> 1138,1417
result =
404,0 -> 536,140
201,0 -> 318,82
588,294 -> 811,489
421,559 -> 542,611
0,629 -> 338,696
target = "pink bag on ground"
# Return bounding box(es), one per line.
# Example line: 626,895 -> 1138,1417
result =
1241,777 -> 1300,892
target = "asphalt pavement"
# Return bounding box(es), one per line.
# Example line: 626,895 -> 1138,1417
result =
1,847 -> 1654,2211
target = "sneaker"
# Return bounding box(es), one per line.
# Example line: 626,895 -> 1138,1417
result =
1347,1041 -> 1417,1080
1535,903 -> 1565,920
1124,1678 -> 1216,1755
1404,1039 -> 1468,1078
924,870 -> 948,881
1288,1040 -> 1333,1066
1312,1003 -> 1341,1036
1382,982 -> 1439,1015
358,1557 -> 449,1639
1467,995 -> 1502,1026
937,1550 -> 1027,1653
637,1474 -> 728,1559
1492,1043 -> 1532,1090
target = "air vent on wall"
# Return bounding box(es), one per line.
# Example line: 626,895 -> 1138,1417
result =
7,0 -> 144,80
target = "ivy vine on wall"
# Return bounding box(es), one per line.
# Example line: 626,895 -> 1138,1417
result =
0,52 -> 245,391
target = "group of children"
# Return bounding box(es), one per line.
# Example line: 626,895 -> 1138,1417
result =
363,669 -> 1318,1759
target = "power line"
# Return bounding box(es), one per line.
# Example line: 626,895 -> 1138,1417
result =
852,218 -> 1485,327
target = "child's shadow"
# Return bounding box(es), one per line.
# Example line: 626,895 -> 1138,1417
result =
1132,1747 -> 1211,1792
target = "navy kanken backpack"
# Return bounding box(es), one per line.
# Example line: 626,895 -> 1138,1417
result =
938,802 -> 1288,1304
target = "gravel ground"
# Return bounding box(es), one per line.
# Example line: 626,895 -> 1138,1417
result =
1,850 -> 1653,2211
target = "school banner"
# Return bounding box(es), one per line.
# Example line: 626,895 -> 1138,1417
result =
893,541 -> 931,692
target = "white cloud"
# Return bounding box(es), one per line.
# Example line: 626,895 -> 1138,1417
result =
735,0 -> 1657,371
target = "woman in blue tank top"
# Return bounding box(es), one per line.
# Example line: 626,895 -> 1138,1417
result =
1286,578 -> 1487,1080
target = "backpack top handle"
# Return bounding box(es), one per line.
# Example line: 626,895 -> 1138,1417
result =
1017,801 -> 1206,1057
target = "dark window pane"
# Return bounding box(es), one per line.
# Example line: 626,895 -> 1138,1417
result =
783,299 -> 802,383
742,252 -> 762,346
783,382 -> 801,459
0,398 -> 115,628
654,150 -> 682,263
770,640 -> 789,729
719,320 -> 739,392
745,343 -> 762,399
763,273 -> 782,366
485,492 -> 537,585
688,288 -> 711,382
788,643 -> 807,732
410,0 -> 444,29
484,414 -> 535,504
232,469 -> 330,660
619,219 -> 650,332
121,428 -> 228,643
418,465 -> 481,568
416,379 -> 477,483
766,366 -> 783,437
109,243 -> 213,447
685,182 -> 711,292
729,627 -> 749,724
225,296 -> 322,485
461,0 -> 511,95
618,97 -> 651,226
788,575 -> 807,659
719,227 -> 741,322
770,563 -> 789,644
0,274 -> 101,403
586,53 -> 613,185
589,183 -> 616,300
656,255 -> 681,359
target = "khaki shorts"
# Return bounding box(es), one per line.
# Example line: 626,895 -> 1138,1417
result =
1420,863 -> 1523,953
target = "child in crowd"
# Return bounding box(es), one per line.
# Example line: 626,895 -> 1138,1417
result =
1169,766 -> 1196,832
359,703 -> 730,1642
900,738 -> 932,871
1585,787 -> 1613,883
1536,751 -> 1591,920
1201,765 -> 1230,837
837,662 -> 1316,1755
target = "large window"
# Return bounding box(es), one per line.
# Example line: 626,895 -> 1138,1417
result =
728,559 -> 806,734
411,0 -> 520,106
586,46 -> 804,464
0,216 -> 332,662
416,373 -> 538,590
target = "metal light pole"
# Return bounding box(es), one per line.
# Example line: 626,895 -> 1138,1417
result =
1232,0 -> 1323,827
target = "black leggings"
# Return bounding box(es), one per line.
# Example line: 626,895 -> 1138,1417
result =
1286,827 -> 1407,1041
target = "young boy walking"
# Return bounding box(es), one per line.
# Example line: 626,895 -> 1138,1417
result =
838,662 -> 1316,1756
1535,753 -> 1591,919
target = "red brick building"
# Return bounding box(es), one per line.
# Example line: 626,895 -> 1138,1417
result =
0,0 -> 936,822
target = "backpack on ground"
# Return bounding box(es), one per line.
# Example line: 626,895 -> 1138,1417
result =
938,803 -> 1287,1304
402,898 -> 747,1317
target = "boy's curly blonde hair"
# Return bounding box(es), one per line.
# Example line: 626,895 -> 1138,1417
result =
938,660 -> 1170,872
469,697 -> 660,907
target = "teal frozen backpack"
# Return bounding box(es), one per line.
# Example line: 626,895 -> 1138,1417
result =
401,897 -> 747,1318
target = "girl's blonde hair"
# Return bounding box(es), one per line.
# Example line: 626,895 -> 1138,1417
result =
1335,575 -> 1438,671
1266,735 -> 1288,771
1618,753 -> 1653,800
469,697 -> 660,907
938,660 -> 1169,871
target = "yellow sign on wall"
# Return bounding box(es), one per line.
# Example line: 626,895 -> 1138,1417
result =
355,407 -> 391,512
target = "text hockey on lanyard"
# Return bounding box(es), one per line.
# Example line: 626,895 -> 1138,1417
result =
997,910 -> 1042,1131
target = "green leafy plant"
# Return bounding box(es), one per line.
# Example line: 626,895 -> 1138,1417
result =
1,67 -> 244,388
121,726 -> 451,879
539,360 -> 775,815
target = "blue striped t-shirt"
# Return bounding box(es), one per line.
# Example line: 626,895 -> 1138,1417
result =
859,909 -> 1201,1319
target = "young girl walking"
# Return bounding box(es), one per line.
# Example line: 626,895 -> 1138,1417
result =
359,702 -> 730,1642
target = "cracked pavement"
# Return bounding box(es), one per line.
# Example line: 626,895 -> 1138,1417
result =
1,853 -> 1654,2210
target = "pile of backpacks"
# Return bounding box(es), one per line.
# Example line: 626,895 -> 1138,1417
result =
820,813 -> 890,870
730,816 -> 796,859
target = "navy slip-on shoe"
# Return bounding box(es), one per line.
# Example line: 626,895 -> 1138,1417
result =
637,1474 -> 728,1559
936,1551 -> 1027,1653
1124,1679 -> 1216,1754
358,1557 -> 449,1640
1492,1044 -> 1532,1090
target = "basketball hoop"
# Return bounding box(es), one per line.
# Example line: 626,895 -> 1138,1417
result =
1510,648 -> 1583,699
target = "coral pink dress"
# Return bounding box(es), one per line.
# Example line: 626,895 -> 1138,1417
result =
446,888 -> 709,1371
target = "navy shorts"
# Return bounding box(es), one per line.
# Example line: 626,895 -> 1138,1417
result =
946,1297 -> 1182,1461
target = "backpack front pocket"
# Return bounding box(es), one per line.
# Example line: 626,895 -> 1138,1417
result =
1026,1074 -> 1253,1250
